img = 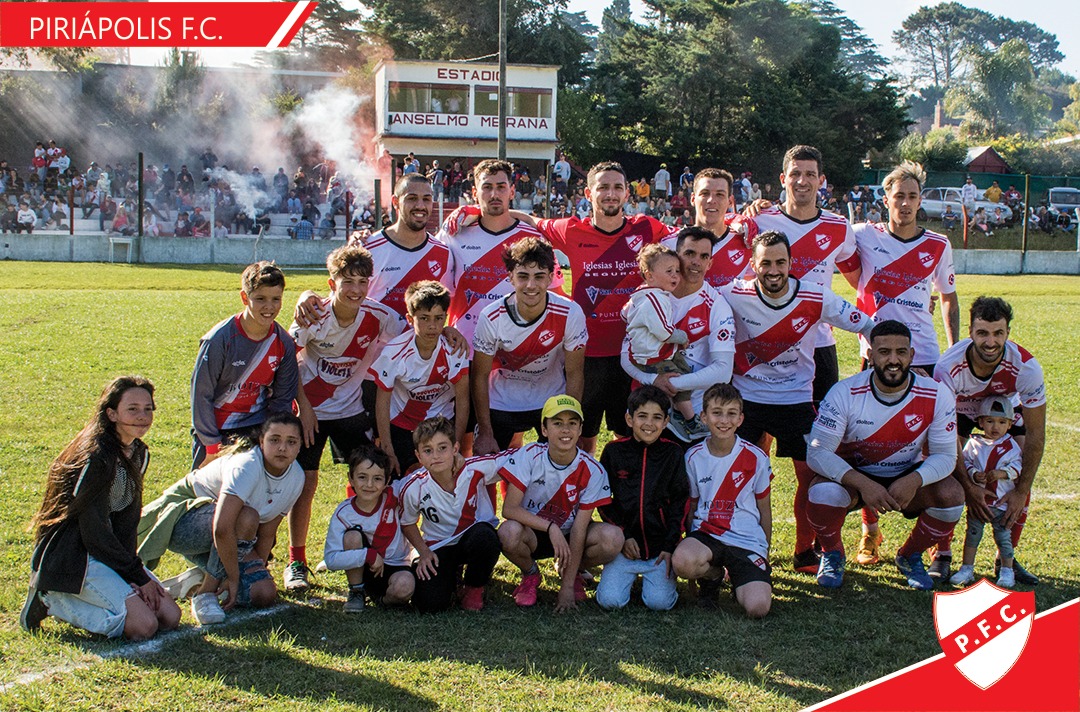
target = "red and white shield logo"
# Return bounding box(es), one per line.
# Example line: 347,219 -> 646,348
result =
428,260 -> 443,276
626,234 -> 643,251
933,580 -> 1034,689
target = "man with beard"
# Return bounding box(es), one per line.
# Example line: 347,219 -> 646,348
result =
837,162 -> 961,568
930,297 -> 1046,585
805,320 -> 962,590
661,168 -> 752,290
721,231 -> 874,574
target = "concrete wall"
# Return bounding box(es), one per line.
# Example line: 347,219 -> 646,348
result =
3,235 -> 1080,274
1,234 -> 340,266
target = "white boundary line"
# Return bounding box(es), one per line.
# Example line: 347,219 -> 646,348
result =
1,603 -> 289,695
1049,420 -> 1080,434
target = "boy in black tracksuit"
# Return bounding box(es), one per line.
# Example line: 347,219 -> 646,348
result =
596,386 -> 689,610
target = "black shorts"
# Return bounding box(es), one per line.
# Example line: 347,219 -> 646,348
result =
364,564 -> 414,601
958,413 -> 1025,440
582,355 -> 632,439
737,400 -> 816,460
389,423 -> 420,477
812,345 -> 839,406
687,531 -> 772,590
531,525 -> 570,561
489,408 -> 545,451
295,410 -> 373,471
850,471 -> 921,518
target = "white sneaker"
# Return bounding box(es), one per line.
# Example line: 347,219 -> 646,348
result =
314,559 -> 329,573
161,567 -> 205,600
997,567 -> 1015,589
949,564 -> 975,586
191,592 -> 226,625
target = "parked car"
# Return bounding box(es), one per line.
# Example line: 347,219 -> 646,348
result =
918,187 -> 1013,223
1047,187 -> 1080,228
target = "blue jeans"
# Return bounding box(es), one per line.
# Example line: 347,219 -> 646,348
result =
596,552 -> 678,611
42,556 -> 144,638
964,508 -> 1015,561
168,503 -> 268,605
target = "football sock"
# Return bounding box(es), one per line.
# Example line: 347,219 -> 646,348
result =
793,460 -> 817,553
898,506 -> 963,558
289,546 -> 306,564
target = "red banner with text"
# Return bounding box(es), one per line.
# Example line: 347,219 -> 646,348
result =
0,2 -> 316,48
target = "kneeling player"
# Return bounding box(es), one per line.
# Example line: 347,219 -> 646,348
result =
498,396 -> 623,612
672,384 -> 773,618
806,320 -> 962,590
399,417 -> 505,612
323,445 -> 415,612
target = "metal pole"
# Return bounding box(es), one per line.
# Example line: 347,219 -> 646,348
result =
962,204 -> 969,249
544,161 -> 553,219
497,0 -> 507,161
137,152 -> 144,238
67,185 -> 74,236
345,190 -> 352,239
1021,174 -> 1030,254
374,179 -> 383,230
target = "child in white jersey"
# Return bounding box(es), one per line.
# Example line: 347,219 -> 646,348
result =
324,444 -> 415,612
951,396 -> 1024,588
622,244 -> 702,437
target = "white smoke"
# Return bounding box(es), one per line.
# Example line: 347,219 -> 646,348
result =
289,85 -> 379,204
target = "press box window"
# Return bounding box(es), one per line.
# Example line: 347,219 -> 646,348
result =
388,83 -> 469,113
473,86 -> 552,118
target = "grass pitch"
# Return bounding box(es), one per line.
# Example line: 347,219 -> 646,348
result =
0,262 -> 1078,711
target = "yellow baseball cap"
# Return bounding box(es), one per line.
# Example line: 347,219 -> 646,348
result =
541,395 -> 583,421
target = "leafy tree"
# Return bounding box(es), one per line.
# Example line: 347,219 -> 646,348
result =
892,3 -> 989,89
897,128 -> 968,171
794,0 -> 889,80
946,39 -> 1051,136
289,0 -> 365,70
597,0 -> 632,64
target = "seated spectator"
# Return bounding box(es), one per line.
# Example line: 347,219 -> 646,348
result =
302,200 -> 320,225
213,219 -> 229,239
191,207 -> 210,237
233,210 -> 253,235
941,204 -> 959,230
42,196 -> 66,228
110,206 -> 136,236
318,215 -> 335,239
174,211 -> 193,237
1035,206 -> 1054,234
16,201 -> 37,233
990,207 -> 1007,229
98,196 -> 117,232
1,204 -> 18,233
969,207 -> 993,236
866,205 -> 882,224
254,209 -> 272,234
85,162 -> 101,187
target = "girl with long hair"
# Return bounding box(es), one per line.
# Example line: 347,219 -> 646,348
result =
23,377 -> 181,640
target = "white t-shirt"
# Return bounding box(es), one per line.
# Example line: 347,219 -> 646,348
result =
291,297 -> 402,420
499,442 -> 611,531
189,447 -> 304,522
370,332 -> 469,430
722,278 -> 871,404
323,481 -> 414,569
472,292 -> 587,412
685,437 -> 773,558
399,452 -> 507,549
848,223 -> 956,364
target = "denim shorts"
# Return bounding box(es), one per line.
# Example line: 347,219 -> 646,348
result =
42,556 -> 141,638
168,503 -> 269,606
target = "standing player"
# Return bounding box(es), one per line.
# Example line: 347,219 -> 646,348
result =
190,262 -> 299,468
805,321 -> 962,590
661,168 -> 752,289
732,145 -> 859,406
621,226 -> 736,441
285,244 -> 401,591
836,161 -> 960,567
931,297 -> 1046,584
472,237 -> 587,454
498,396 -> 623,611
441,159 -> 553,349
721,231 -> 874,573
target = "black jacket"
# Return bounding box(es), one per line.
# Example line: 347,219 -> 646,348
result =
599,436 -> 689,559
30,444 -> 152,594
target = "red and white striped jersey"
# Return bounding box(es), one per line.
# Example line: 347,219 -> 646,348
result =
731,207 -> 857,346
962,434 -> 1022,506
623,286 -> 681,365
721,278 -> 871,404
535,214 -> 668,357
398,452 -> 507,550
291,297 -> 402,420
323,482 -> 413,570
364,229 -> 452,319
935,339 -> 1046,421
441,219 -> 563,348
473,292 -> 588,412
685,437 -> 773,558
844,223 -> 956,364
499,442 -> 612,530
661,226 -> 753,289
370,332 -> 469,430
811,370 -> 957,480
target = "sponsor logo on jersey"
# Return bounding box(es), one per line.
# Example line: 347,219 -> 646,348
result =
792,316 -> 810,333
585,286 -> 600,304
698,475 -> 713,484
933,581 -> 1034,689
947,421 -> 956,432
717,329 -> 731,341
905,413 -> 924,431
538,329 -> 556,347
849,311 -> 861,324
232,360 -> 247,367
